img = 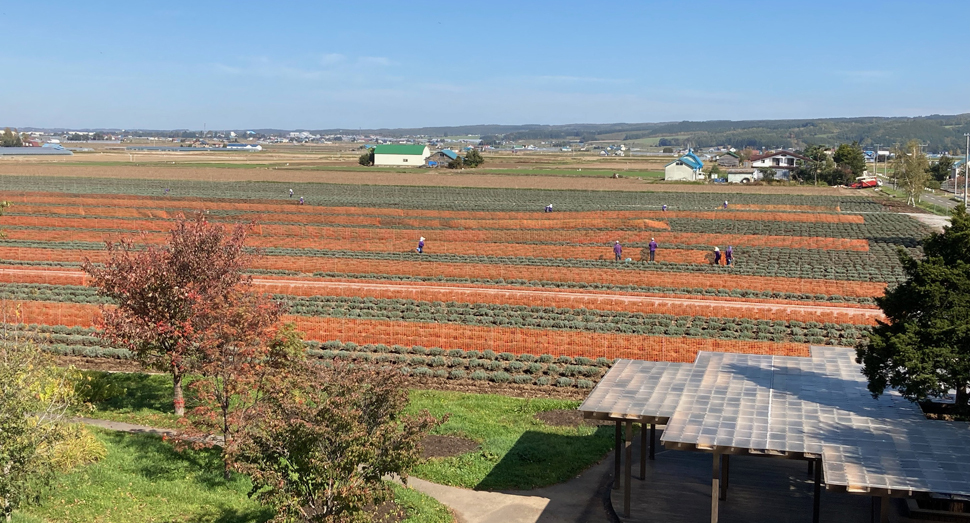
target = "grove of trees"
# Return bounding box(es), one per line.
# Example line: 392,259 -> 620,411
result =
0,128 -> 23,147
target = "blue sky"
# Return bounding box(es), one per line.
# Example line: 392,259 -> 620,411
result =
1,0 -> 967,130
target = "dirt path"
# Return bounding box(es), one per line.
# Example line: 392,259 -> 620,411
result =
0,268 -> 883,323
0,164 -> 849,194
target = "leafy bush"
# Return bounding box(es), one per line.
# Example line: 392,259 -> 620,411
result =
555,377 -> 575,387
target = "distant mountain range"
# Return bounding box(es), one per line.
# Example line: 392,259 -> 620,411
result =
18,113 -> 970,153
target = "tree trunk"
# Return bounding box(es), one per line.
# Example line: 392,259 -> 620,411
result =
173,372 -> 185,417
957,385 -> 969,415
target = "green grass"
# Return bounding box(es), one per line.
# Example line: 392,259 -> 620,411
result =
390,484 -> 454,523
78,371 -> 182,429
15,429 -> 453,523
407,390 -> 613,490
873,185 -> 951,216
80,371 -> 614,492
17,428 -> 273,523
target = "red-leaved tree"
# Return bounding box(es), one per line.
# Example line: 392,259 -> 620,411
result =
83,212 -> 254,416
232,363 -> 442,522
182,320 -> 301,479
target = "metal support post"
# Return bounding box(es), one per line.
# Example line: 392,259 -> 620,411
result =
813,459 -> 822,523
650,423 -> 656,460
808,459 -> 814,477
880,496 -> 890,523
711,452 -> 721,523
720,454 -> 730,501
614,421 -> 621,490
639,423 -> 647,480
624,421 -> 633,518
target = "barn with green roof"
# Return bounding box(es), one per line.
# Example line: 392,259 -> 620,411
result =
373,144 -> 430,167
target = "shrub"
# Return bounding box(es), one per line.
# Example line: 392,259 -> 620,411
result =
429,347 -> 444,356
577,379 -> 594,389
507,361 -> 525,371
538,354 -> 554,363
490,371 -> 512,383
449,369 -> 467,379
446,349 -> 465,358
498,352 -> 515,361
535,377 -> 551,386
526,363 -> 543,374
412,367 -> 432,377
517,353 -> 536,363
546,364 -> 561,375
465,350 -> 481,359
574,356 -> 593,366
409,356 -> 427,365
595,357 -> 612,367
468,358 -> 483,368
555,377 -> 575,387
448,357 -> 465,368
428,356 -> 446,368
434,369 -> 448,379
513,374 -> 532,385
411,346 -> 427,355
555,356 -> 573,365
482,350 -> 497,360
470,370 -> 487,381
391,345 -> 408,354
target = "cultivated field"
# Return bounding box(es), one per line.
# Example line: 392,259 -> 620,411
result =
0,169 -> 930,391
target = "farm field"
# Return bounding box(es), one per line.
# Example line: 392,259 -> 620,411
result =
0,174 -> 931,391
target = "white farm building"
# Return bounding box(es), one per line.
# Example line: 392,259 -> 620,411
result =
373,144 -> 430,167
664,150 -> 704,181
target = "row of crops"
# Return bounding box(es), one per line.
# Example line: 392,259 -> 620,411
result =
0,179 -> 925,375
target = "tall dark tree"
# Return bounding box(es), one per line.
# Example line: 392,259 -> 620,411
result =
857,205 -> 970,411
930,155 -> 955,182
0,128 -> 22,148
833,142 -> 867,177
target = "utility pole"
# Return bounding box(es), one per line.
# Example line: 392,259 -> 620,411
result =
873,143 -> 881,180
957,133 -> 970,209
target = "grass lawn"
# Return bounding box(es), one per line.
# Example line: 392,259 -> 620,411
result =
81,371 -> 614,491
14,428 -> 451,523
407,390 -> 613,490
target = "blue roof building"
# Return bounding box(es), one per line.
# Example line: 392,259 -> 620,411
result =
664,149 -> 705,181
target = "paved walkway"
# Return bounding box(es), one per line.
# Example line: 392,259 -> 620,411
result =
78,417 -> 619,523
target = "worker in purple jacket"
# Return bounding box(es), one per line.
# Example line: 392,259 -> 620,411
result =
725,245 -> 733,266
416,237 -> 425,253
648,238 -> 658,262
613,240 -> 622,262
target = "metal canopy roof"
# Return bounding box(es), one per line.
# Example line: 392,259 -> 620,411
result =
579,347 -> 970,498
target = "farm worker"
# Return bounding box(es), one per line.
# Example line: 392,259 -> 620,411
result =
613,241 -> 622,262
726,245 -> 734,266
299,196 -> 305,205
289,188 -> 294,198
545,203 -> 553,213
713,246 -> 721,265
648,238 -> 658,262
164,188 -> 170,195
662,204 -> 667,212
723,200 -> 729,209
416,237 -> 425,254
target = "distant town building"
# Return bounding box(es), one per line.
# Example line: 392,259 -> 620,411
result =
726,169 -> 759,184
426,149 -> 458,168
373,144 -> 430,167
716,151 -> 740,168
225,143 -> 263,151
748,151 -> 808,180
664,149 -> 704,181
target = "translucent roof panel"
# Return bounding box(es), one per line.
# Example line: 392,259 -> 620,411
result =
587,347 -> 970,497
578,360 -> 693,422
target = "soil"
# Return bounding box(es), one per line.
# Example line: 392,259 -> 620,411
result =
918,401 -> 970,422
0,163 -> 850,195
534,409 -> 610,428
422,434 -> 479,459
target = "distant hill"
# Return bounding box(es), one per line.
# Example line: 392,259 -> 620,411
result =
18,113 -> 970,152
311,114 -> 970,152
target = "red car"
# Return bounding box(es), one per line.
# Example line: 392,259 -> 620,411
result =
850,177 -> 879,189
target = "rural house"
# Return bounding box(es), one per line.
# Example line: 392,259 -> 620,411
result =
716,151 -> 740,168
427,149 -> 458,168
373,144 -> 430,167
748,150 -> 808,179
664,149 -> 704,181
